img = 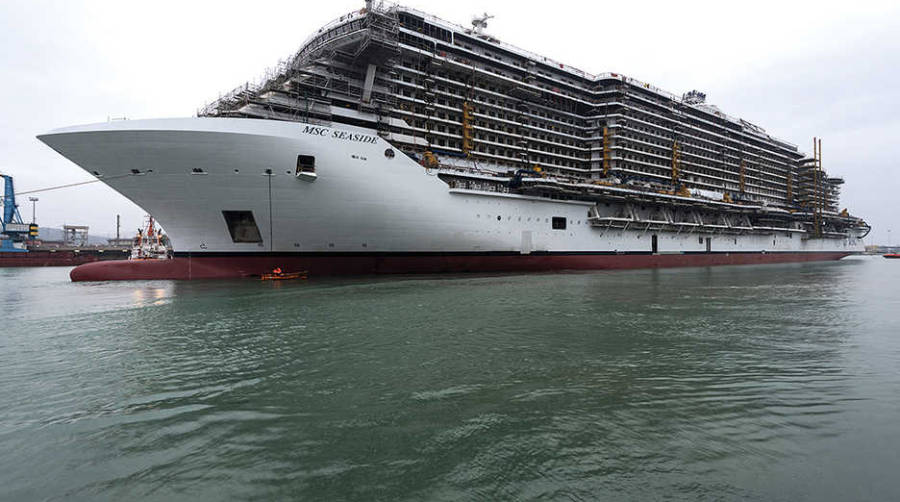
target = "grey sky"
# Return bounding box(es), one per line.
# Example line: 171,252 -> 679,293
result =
1,0 -> 897,243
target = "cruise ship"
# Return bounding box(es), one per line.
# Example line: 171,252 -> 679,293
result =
38,2 -> 870,281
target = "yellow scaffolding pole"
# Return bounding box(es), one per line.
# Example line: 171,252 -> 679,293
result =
461,101 -> 474,157
602,126 -> 611,177
786,167 -> 793,203
671,139 -> 680,186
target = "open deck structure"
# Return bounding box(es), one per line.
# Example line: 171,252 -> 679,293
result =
197,2 -> 865,240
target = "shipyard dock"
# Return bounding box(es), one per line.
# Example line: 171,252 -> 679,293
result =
0,247 -> 129,267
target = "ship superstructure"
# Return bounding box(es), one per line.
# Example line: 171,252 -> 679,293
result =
37,2 -> 869,281
199,2 -> 856,233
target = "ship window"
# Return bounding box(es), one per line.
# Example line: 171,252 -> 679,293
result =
222,211 -> 262,243
296,155 -> 316,174
552,217 -> 567,230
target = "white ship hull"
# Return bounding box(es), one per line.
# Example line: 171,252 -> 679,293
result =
38,118 -> 863,280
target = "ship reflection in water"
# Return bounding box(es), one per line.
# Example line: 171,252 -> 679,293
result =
130,285 -> 173,307
0,257 -> 898,500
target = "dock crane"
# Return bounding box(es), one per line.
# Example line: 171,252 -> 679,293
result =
1,174 -> 38,252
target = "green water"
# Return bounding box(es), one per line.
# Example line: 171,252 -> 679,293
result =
1,258 -> 899,500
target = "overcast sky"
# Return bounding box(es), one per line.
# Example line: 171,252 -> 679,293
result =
1,0 -> 898,243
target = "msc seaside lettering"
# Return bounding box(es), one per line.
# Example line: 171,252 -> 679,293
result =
301,125 -> 377,144
301,125 -> 329,136
332,130 -> 379,144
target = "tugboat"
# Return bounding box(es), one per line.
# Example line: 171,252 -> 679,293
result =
130,216 -> 170,260
884,254 -> 900,259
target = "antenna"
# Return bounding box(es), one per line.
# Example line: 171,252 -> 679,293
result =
472,13 -> 494,35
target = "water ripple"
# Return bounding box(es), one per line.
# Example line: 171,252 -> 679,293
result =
1,259 -> 899,500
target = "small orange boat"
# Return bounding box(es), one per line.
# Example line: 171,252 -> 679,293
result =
261,270 -> 308,281
884,254 -> 900,259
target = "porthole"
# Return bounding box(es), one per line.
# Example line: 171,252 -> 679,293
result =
384,148 -> 395,158
497,215 -> 501,221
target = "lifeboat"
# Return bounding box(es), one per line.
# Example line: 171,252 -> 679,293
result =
261,270 -> 308,281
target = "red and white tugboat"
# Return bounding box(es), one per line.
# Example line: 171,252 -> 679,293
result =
130,216 -> 170,260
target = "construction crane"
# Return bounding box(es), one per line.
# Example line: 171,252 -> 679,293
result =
1,174 -> 38,252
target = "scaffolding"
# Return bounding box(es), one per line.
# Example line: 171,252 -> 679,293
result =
461,101 -> 474,157
786,166 -> 793,204
602,126 -> 611,177
63,225 -> 89,247
199,1 -> 398,126
739,160 -> 746,194
670,139 -> 681,186
797,138 -> 843,237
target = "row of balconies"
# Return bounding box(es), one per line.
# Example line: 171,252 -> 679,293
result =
390,91 -> 797,195
386,59 -> 801,169
312,17 -> 805,167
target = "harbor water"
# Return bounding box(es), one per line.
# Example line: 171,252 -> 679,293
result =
1,257 -> 898,500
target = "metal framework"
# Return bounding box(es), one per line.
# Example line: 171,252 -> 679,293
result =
196,3 -> 859,232
1,174 -> 37,252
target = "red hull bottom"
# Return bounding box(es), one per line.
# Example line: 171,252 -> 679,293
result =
69,252 -> 853,282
